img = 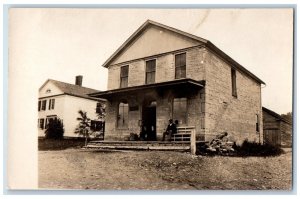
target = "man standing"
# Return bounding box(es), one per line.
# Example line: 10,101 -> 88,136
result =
162,119 -> 177,141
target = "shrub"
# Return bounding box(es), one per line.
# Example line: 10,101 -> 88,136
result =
196,140 -> 284,157
233,140 -> 284,157
45,118 -> 64,139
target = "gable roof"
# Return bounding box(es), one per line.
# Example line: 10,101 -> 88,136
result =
262,107 -> 292,125
39,79 -> 105,101
103,20 -> 265,85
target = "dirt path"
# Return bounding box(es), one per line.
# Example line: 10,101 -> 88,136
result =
39,149 -> 292,190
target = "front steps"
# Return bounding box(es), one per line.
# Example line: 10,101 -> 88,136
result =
84,140 -> 193,151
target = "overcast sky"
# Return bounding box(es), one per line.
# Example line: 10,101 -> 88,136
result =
9,8 -> 293,114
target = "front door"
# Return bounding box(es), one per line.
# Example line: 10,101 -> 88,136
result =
142,102 -> 156,141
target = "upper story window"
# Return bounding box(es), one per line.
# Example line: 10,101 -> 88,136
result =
96,102 -> 102,114
117,102 -> 129,128
145,59 -> 156,84
39,100 -> 47,111
231,68 -> 237,97
48,99 -> 55,110
175,53 -> 186,79
120,65 -> 129,88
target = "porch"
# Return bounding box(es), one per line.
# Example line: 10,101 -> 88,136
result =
89,78 -> 206,142
85,140 -> 208,153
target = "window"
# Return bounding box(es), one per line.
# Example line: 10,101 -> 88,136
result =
96,102 -> 102,114
175,53 -> 186,79
48,99 -> 55,110
146,59 -> 156,84
256,114 -> 260,132
117,102 -> 129,128
39,118 -> 45,129
38,101 -> 41,111
45,116 -> 57,129
91,120 -> 104,131
173,98 -> 187,125
120,65 -> 129,88
41,100 -> 47,111
231,68 -> 237,97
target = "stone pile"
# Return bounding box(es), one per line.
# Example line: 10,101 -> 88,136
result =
206,132 -> 235,153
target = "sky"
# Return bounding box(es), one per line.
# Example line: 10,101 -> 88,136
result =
9,8 -> 293,114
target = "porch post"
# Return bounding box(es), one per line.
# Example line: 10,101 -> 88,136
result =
191,128 -> 196,155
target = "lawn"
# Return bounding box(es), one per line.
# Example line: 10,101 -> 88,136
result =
38,148 -> 292,190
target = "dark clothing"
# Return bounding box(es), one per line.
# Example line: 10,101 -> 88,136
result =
162,123 -> 177,141
166,123 -> 177,134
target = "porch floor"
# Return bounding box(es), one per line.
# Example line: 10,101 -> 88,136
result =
85,140 -> 207,151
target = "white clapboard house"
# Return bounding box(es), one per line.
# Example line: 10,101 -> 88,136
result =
38,76 -> 105,138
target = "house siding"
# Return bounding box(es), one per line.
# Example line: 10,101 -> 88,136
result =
104,26 -> 263,144
204,49 -> 262,144
104,47 -> 207,140
38,95 -> 66,137
107,46 -> 206,90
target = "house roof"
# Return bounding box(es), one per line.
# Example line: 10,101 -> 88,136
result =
39,79 -> 105,101
103,20 -> 265,85
262,107 -> 292,125
89,78 -> 204,99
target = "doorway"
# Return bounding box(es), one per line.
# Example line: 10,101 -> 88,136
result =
142,101 -> 156,141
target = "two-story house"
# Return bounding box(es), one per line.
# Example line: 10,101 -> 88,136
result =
38,76 -> 105,138
90,20 -> 265,144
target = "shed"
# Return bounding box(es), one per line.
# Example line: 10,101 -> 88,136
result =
262,107 -> 292,147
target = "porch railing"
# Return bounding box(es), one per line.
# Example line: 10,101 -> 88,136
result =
175,126 -> 196,155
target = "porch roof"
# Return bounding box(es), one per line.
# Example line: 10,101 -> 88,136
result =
89,78 -> 205,99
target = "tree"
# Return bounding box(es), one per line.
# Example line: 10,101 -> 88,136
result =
75,110 -> 91,146
96,102 -> 106,121
281,112 -> 292,123
45,118 -> 64,139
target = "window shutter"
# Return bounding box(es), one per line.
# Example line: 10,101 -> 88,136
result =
38,101 -> 41,111
51,99 -> 55,109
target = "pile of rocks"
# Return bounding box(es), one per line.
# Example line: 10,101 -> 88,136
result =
206,132 -> 235,153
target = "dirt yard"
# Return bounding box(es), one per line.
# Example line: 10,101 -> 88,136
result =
39,148 -> 292,190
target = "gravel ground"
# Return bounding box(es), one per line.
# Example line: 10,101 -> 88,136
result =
39,148 -> 292,190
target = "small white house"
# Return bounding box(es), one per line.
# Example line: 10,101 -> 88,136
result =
38,76 -> 105,138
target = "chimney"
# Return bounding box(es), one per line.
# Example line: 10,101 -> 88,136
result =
75,75 -> 83,86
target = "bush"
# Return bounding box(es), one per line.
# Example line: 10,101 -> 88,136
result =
233,140 -> 284,157
196,140 -> 284,157
45,118 -> 64,139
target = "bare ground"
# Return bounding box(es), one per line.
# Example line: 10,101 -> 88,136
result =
39,148 -> 292,190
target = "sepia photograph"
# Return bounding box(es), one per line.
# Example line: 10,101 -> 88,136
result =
7,7 -> 293,191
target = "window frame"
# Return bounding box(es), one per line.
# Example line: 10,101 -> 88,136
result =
256,114 -> 260,132
145,59 -> 156,84
175,52 -> 187,79
117,102 -> 129,129
41,100 -> 47,111
172,97 -> 188,125
120,65 -> 129,88
39,118 -> 45,129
